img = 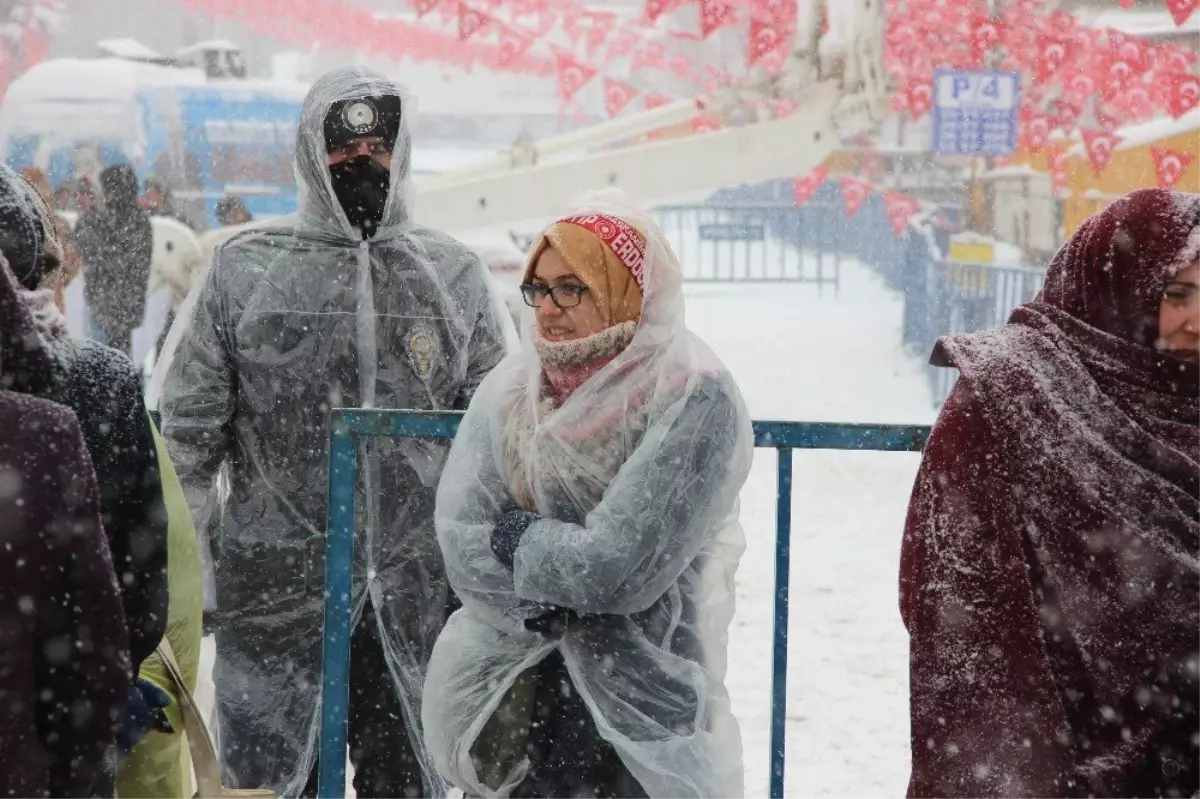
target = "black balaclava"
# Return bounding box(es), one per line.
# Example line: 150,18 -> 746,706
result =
324,94 -> 401,240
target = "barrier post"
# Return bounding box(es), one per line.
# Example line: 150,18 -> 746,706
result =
769,448 -> 794,799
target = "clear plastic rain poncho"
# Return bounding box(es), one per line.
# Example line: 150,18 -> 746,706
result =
424,189 -> 755,798
159,67 -> 510,796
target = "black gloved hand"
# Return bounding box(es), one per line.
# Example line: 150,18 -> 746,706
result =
524,604 -> 577,638
490,509 -> 540,571
116,677 -> 174,758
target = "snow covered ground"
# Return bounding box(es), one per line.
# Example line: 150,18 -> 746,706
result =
195,253 -> 938,796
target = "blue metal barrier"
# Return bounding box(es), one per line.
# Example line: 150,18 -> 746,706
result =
318,408 -> 930,799
906,259 -> 1046,404
705,178 -> 1050,408
653,203 -> 842,291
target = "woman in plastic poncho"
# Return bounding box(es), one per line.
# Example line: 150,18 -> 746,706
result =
424,189 -> 754,799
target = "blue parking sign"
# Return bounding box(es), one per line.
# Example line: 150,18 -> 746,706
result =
932,70 -> 1020,157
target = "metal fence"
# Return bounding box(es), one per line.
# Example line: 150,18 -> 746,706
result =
653,203 -> 842,291
912,259 -> 1046,403
317,409 -> 930,799
703,178 -> 1049,407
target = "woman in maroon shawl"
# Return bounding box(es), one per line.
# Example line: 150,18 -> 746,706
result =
901,189 -> 1199,798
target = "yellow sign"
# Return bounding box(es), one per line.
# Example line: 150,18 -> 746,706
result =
949,239 -> 995,264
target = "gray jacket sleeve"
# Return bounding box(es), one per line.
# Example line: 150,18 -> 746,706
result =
512,377 -> 753,616
159,248 -> 237,528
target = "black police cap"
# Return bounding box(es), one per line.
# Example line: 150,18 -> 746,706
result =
324,94 -> 403,153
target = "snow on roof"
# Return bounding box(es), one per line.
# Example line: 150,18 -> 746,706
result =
95,38 -> 164,60
1066,109 -> 1200,157
1075,8 -> 1200,37
6,58 -> 207,104
176,39 -> 242,55
0,58 -> 308,153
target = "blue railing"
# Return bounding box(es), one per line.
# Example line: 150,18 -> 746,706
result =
652,202 -> 842,290
702,179 -> 1048,407
318,409 -> 930,799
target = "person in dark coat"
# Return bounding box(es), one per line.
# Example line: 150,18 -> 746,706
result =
73,163 -> 154,357
0,164 -> 171,793
0,385 -> 132,799
901,189 -> 1200,798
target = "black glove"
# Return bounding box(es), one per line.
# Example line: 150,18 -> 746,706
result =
524,604 -> 576,638
116,677 -> 174,758
490,509 -> 539,571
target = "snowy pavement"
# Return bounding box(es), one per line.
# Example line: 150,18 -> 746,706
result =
688,258 -> 936,797
196,254 -> 938,796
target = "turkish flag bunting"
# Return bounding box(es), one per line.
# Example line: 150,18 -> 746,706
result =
496,23 -> 535,67
411,0 -> 440,16
644,93 -> 670,109
970,15 -> 1005,62
691,114 -> 722,133
793,165 -> 829,207
606,30 -> 638,59
748,15 -> 784,66
554,50 -> 598,100
1108,31 -> 1148,72
581,10 -> 616,56
645,0 -> 686,23
631,43 -> 667,72
1166,72 -> 1200,118
839,177 -> 873,218
699,0 -> 737,37
1151,147 -> 1193,189
1035,34 -> 1071,85
1082,129 -> 1122,175
906,78 -> 933,121
668,53 -> 693,78
534,9 -> 556,35
1049,99 -> 1081,134
1165,0 -> 1198,27
1118,0 -> 1135,7
1158,44 -> 1198,73
1021,114 -> 1052,153
458,2 -> 490,40
1062,69 -> 1096,106
603,76 -> 639,117
883,192 -> 921,237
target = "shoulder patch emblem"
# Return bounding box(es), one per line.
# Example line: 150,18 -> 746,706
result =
406,324 -> 439,378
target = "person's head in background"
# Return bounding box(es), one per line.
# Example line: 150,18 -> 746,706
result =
323,93 -> 402,239
100,163 -> 141,214
0,166 -> 74,318
19,168 -> 54,208
215,194 -> 252,227
142,178 -> 168,213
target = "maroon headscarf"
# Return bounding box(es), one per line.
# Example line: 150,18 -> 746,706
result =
902,189 -> 1199,798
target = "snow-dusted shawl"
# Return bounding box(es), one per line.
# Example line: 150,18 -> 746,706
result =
902,189 -> 1200,797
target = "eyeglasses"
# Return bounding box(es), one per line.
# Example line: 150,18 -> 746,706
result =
520,283 -> 589,309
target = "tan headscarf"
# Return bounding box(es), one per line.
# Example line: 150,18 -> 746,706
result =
522,220 -> 644,326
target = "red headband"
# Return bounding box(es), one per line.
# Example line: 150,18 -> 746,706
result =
558,213 -> 646,291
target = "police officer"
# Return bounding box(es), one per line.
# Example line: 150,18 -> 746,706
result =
160,67 -> 511,797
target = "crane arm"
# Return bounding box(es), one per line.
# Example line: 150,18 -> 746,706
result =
413,0 -> 887,234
